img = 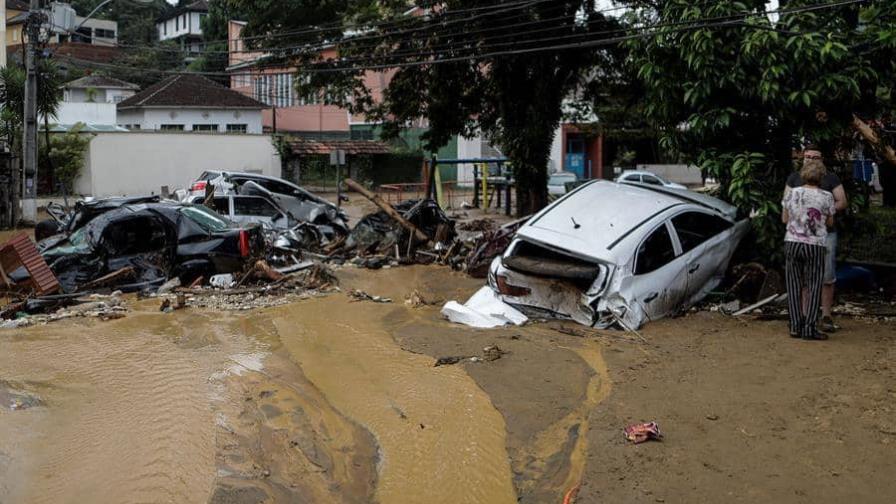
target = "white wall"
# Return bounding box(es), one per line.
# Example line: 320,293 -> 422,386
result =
157,11 -> 203,41
0,2 -> 6,68
74,132 -> 281,197
549,125 -> 563,173
117,108 -> 263,133
55,102 -> 117,125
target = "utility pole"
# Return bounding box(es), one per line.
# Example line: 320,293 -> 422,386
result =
21,0 -> 40,224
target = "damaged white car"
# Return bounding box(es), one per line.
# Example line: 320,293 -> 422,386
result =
487,180 -> 750,329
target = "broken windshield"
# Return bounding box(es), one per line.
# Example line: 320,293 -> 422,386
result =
180,206 -> 230,232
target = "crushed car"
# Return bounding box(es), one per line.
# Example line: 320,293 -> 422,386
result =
36,196 -> 162,242
186,171 -> 349,239
485,180 -> 750,329
37,201 -> 265,292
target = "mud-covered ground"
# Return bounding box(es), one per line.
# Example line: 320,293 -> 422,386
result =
1,265 -> 893,503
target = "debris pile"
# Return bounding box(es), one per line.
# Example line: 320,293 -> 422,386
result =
2,174 -> 521,321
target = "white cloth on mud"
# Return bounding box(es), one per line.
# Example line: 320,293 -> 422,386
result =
441,286 -> 528,328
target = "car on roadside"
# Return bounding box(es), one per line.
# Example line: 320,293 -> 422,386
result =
488,180 -> 750,329
615,170 -> 688,190
39,201 -> 265,292
547,172 -> 580,196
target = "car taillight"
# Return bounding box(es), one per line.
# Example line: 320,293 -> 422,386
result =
191,181 -> 207,192
496,275 -> 530,297
239,230 -> 251,257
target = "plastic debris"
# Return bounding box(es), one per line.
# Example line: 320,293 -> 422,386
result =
442,286 -> 528,328
210,274 -> 236,289
623,421 -> 663,444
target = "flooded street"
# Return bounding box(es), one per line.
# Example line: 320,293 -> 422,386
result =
2,265 -> 894,503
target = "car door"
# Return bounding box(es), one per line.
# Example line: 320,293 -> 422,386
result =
669,210 -> 737,304
622,220 -> 688,322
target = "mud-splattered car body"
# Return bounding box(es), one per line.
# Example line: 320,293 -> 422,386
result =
40,202 -> 265,292
488,180 -> 749,329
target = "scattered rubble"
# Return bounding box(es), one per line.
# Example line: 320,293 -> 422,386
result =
1,292 -> 127,328
349,289 -> 392,303
434,345 -> 508,367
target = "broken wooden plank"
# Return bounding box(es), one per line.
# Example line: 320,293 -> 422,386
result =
344,178 -> 431,244
732,293 -> 786,316
76,267 -> 136,292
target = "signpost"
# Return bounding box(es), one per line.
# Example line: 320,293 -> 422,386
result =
329,149 -> 346,208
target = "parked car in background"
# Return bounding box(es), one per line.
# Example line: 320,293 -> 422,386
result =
488,180 -> 749,329
615,170 -> 688,190
547,172 -> 580,195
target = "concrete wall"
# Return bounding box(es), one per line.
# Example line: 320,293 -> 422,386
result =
636,164 -> 704,185
117,108 -> 263,133
74,132 -> 281,197
55,102 -> 117,125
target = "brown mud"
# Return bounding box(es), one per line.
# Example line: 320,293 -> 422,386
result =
1,265 -> 894,503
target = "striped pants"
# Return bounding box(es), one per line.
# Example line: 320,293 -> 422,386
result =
785,241 -> 826,338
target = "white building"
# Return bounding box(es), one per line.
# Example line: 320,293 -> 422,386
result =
51,75 -> 138,128
62,75 -> 139,104
116,73 -> 265,134
156,0 -> 208,55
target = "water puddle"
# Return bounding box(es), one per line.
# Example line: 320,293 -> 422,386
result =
0,311 -> 256,503
270,294 -> 518,504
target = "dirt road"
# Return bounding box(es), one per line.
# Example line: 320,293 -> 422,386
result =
1,265 -> 893,503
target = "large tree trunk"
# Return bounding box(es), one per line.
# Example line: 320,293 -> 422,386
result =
852,115 -> 896,165
514,159 -> 548,216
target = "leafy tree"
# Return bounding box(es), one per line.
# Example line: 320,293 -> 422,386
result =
47,123 -> 93,194
227,0 -> 622,215
614,0 -> 896,258
0,65 -> 26,150
107,41 -> 186,89
69,0 -> 170,44
189,1 -> 252,79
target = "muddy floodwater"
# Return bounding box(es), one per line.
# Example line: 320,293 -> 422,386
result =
0,266 -> 607,503
3,264 -> 894,503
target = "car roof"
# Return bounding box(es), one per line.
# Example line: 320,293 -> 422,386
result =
517,180 -> 733,261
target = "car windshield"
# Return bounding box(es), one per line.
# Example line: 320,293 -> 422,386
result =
180,205 -> 231,232
47,226 -> 92,255
549,174 -> 575,184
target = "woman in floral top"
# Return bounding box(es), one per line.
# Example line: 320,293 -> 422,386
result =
781,159 -> 835,340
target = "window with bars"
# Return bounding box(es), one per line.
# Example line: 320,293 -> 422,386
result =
192,124 -> 219,132
160,124 -> 184,131
226,124 -> 247,133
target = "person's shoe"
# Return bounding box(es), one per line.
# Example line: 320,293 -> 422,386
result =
820,316 -> 838,333
790,331 -> 801,338
802,331 -> 829,341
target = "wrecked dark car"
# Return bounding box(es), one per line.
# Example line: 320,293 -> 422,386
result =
488,180 -> 750,329
39,201 -> 265,292
36,196 -> 162,242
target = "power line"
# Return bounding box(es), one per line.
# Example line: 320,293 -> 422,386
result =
55,0 -> 868,79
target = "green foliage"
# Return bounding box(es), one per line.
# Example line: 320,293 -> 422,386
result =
46,123 -> 93,193
0,60 -> 63,151
618,0 -> 896,262
227,0 -> 621,215
107,42 -> 186,89
69,0 -> 170,44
